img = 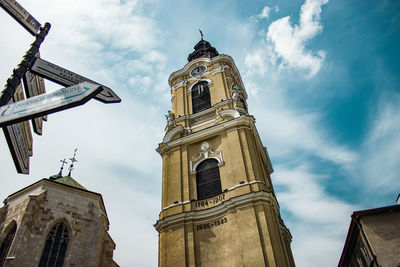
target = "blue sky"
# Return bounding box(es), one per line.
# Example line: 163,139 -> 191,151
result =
1,0 -> 399,266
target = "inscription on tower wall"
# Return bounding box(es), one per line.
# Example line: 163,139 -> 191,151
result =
193,194 -> 225,211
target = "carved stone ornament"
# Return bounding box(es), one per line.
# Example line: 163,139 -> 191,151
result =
189,141 -> 223,173
165,110 -> 175,126
232,86 -> 243,101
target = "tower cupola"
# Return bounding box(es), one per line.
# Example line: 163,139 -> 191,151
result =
187,39 -> 219,62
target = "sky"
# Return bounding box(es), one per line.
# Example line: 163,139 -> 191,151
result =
0,0 -> 399,266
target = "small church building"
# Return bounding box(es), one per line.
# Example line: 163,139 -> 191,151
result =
0,174 -> 117,266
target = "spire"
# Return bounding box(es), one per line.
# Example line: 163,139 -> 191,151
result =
187,31 -> 219,62
59,159 -> 67,176
48,149 -> 86,190
199,29 -> 204,40
68,148 -> 78,176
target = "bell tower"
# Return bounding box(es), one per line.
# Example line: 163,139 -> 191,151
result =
155,38 -> 295,267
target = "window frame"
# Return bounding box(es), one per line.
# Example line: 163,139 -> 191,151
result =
0,221 -> 17,266
191,81 -> 212,114
196,158 -> 222,200
39,222 -> 69,267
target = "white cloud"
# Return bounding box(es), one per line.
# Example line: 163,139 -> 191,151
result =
244,47 -> 276,76
260,6 -> 271,19
255,105 -> 357,167
273,164 -> 357,267
274,164 -> 355,225
266,0 -> 328,78
360,94 -> 400,192
250,6 -> 271,21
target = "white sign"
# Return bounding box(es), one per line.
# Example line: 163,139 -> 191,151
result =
0,82 -> 101,127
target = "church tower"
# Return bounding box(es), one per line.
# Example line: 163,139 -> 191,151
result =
154,38 -> 295,267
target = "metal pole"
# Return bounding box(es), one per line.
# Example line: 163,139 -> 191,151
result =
0,22 -> 51,106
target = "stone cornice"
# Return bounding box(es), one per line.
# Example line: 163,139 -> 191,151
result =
154,191 -> 279,233
4,179 -> 109,224
157,115 -> 255,155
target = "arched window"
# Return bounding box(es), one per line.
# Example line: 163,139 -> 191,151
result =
196,159 -> 222,200
192,81 -> 211,114
39,222 -> 69,267
0,222 -> 17,266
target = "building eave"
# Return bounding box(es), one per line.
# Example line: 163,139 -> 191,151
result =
3,178 -> 110,226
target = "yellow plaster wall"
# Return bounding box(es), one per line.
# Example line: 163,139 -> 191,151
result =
157,54 -> 294,267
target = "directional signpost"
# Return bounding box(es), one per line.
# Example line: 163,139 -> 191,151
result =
0,0 -> 41,35
31,58 -> 121,103
0,0 -> 121,174
0,82 -> 102,127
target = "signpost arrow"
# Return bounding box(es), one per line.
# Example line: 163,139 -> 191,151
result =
31,58 -> 121,104
0,82 -> 102,128
0,0 -> 41,35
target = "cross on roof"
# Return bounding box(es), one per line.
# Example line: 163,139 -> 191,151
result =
58,158 -> 67,176
68,148 -> 78,176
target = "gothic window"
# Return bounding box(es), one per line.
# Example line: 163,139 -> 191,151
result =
196,159 -> 222,200
192,81 -> 211,114
0,222 -> 17,266
39,222 -> 69,267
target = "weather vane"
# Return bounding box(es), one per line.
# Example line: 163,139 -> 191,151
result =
58,158 -> 67,176
199,29 -> 204,40
68,148 -> 78,176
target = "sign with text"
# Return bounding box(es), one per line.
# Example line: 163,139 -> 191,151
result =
3,122 -> 30,173
31,58 -> 121,103
13,84 -> 33,155
2,84 -> 32,174
0,82 -> 102,127
23,69 -> 46,135
0,0 -> 41,35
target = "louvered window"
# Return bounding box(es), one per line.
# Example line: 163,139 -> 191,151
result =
0,222 -> 17,266
192,81 -> 211,114
39,222 -> 69,267
196,159 -> 222,200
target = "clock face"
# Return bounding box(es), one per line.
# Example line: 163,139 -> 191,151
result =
191,65 -> 206,76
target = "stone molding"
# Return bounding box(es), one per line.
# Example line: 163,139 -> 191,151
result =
186,78 -> 214,93
171,79 -> 187,91
189,141 -> 223,173
165,99 -> 242,128
218,109 -> 240,119
154,191 -> 279,233
160,179 -> 269,213
162,125 -> 184,143
157,115 -> 255,154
